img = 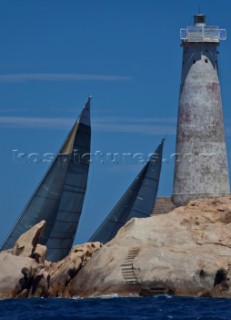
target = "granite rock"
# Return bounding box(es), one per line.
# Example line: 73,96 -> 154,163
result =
69,196 -> 231,298
0,221 -> 101,298
3,197 -> 231,299
12,220 -> 46,258
0,251 -> 38,299
49,242 -> 102,297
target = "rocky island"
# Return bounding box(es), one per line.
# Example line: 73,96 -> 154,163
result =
1,196 -> 231,299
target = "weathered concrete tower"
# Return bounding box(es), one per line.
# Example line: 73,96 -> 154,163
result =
172,14 -> 230,207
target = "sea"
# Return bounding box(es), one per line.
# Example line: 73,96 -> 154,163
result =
0,295 -> 231,320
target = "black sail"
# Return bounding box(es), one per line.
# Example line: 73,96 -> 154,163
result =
1,98 -> 91,261
89,140 -> 164,243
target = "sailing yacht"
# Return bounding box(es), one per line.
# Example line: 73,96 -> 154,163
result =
0,97 -> 92,262
89,140 -> 164,243
1,98 -> 164,260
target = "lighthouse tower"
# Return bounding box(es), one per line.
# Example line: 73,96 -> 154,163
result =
172,14 -> 230,207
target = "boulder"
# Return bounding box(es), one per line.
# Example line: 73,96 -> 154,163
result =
32,244 -> 47,264
12,220 -> 46,258
0,219 -> 102,298
28,269 -> 50,298
69,196 -> 231,298
0,251 -> 38,299
49,242 -> 102,296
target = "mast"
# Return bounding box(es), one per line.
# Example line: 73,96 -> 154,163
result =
1,98 -> 92,262
89,140 -> 164,244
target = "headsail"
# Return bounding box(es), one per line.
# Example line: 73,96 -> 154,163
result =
1,98 -> 91,262
89,140 -> 164,243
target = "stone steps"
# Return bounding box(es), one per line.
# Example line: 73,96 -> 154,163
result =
121,248 -> 140,285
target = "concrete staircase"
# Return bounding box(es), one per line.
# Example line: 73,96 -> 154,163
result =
121,248 -> 140,285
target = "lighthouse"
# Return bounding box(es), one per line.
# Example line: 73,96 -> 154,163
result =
172,14 -> 230,207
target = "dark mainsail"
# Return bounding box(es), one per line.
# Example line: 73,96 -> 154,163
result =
89,140 -> 164,243
1,98 -> 91,261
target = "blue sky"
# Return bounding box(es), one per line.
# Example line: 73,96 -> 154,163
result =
1,0 -> 231,244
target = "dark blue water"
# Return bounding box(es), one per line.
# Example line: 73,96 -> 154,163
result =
0,296 -> 231,320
